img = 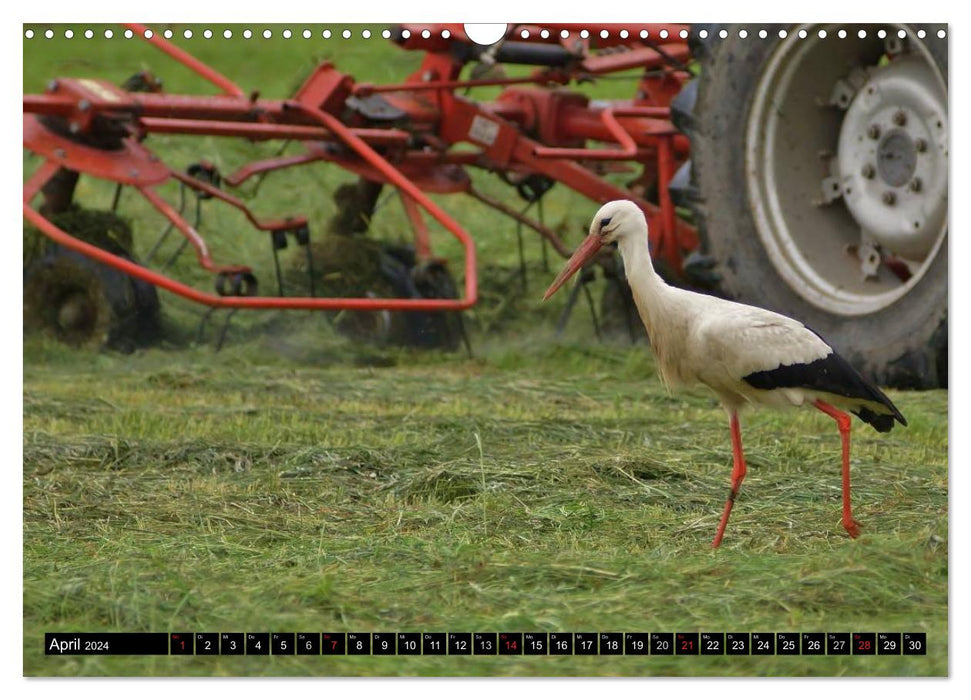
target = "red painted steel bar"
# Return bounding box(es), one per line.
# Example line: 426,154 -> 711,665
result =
502,120 -> 697,270
118,93 -> 305,122
612,105 -> 672,119
22,158 -> 61,203
24,89 -> 412,132
291,100 -> 478,307
533,107 -> 637,160
24,202 -> 476,311
137,185 -> 224,273
656,134 -> 683,271
537,104 -> 683,158
170,170 -> 307,232
398,191 -> 434,260
22,94 -> 76,117
125,23 -> 246,98
223,151 -> 327,187
138,117 -> 410,145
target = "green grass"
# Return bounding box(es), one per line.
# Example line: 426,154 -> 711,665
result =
23,331 -> 947,677
23,25 -> 948,677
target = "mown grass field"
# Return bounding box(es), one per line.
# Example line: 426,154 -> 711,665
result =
23,24 -> 948,677
23,332 -> 948,676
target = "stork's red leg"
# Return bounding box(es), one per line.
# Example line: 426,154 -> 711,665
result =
712,412 -> 747,548
813,399 -> 860,538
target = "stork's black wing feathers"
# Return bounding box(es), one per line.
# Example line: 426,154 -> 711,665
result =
742,351 -> 907,432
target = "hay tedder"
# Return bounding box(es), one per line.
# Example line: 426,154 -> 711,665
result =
23,23 -> 948,387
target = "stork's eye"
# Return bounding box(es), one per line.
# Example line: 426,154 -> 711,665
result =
600,217 -> 612,230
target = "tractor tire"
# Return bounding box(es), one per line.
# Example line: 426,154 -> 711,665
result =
24,209 -> 161,352
675,24 -> 947,388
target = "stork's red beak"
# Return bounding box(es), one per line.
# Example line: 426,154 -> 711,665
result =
542,233 -> 603,301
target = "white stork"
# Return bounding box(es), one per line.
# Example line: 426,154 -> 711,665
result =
543,200 -> 906,547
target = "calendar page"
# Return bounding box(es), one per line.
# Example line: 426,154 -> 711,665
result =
22,18 -> 948,680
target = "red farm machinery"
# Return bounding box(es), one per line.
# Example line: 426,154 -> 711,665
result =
23,23 -> 948,387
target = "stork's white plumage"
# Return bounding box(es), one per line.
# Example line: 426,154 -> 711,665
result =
544,200 -> 906,547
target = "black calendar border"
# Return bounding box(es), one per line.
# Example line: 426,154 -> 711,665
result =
43,631 -> 927,656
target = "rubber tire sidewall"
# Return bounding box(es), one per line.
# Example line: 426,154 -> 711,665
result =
689,24 -> 947,388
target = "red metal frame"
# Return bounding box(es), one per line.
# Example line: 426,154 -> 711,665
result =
23,22 -> 698,315
124,22 -> 246,97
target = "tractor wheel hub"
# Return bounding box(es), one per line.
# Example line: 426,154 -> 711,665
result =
837,54 -> 947,259
876,129 -> 917,187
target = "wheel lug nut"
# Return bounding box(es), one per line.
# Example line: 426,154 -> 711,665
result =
909,177 -> 922,192
893,110 -> 908,127
882,191 -> 896,206
861,164 -> 876,179
867,125 -> 881,139
915,138 -> 928,153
